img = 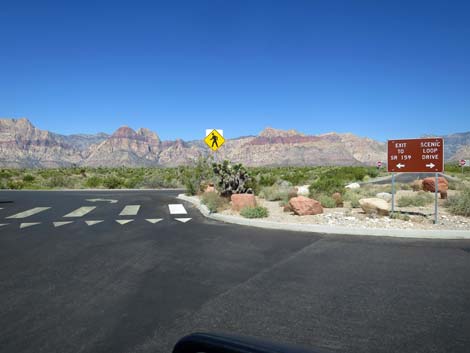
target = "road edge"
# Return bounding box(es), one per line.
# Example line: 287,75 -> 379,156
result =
178,194 -> 470,240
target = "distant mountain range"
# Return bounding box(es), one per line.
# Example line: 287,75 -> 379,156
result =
0,118 -> 468,168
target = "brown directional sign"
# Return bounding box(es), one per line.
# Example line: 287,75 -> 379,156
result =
387,138 -> 444,173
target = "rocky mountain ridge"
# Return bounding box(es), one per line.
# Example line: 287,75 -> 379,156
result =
0,118 -> 468,168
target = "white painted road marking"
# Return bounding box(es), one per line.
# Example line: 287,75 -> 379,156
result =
20,222 -> 41,229
119,205 -> 140,216
168,204 -> 187,215
53,221 -> 74,228
116,219 -> 133,225
0,223 -> 8,227
85,220 -> 103,226
64,206 -> 96,218
6,207 -> 51,219
146,218 -> 162,224
175,218 -> 191,223
86,198 -> 118,204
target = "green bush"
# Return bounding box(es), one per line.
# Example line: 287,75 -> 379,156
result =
22,174 -> 35,182
399,183 -> 411,190
0,170 -> 12,178
240,206 -> 269,218
183,157 -> 215,195
397,193 -> 433,207
258,173 -> 277,187
7,179 -> 24,189
184,177 -> 199,196
446,188 -> 470,217
103,176 -> 124,189
123,177 -> 141,189
85,176 -> 102,188
46,175 -> 70,188
343,191 -> 361,208
319,195 -> 337,208
201,192 -> 229,213
138,176 -> 166,188
309,178 -> 344,198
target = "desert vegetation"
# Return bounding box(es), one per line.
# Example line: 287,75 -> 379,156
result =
1,161 -> 469,219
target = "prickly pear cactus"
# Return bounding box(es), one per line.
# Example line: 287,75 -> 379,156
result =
212,160 -> 252,197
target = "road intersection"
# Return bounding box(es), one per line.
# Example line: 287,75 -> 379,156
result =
0,191 -> 193,230
0,190 -> 469,353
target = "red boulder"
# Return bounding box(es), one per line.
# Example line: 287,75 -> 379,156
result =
288,196 -> 323,216
422,177 -> 448,193
231,194 -> 256,211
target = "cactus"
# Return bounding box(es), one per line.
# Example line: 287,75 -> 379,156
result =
212,160 -> 252,197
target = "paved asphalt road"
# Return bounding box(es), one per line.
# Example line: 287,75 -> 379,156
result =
364,172 -> 455,185
0,190 -> 469,353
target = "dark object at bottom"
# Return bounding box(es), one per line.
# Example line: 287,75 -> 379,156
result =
172,332 -> 327,353
0,200 -> 13,203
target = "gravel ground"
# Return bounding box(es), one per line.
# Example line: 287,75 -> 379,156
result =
220,193 -> 470,231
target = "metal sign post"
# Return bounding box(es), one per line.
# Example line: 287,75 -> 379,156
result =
391,173 -> 395,215
460,159 -> 468,174
434,172 -> 438,224
387,137 -> 444,225
204,129 -> 225,164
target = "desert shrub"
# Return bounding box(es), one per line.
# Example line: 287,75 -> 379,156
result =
22,174 -> 35,182
138,176 -> 167,189
244,178 -> 260,196
240,206 -> 269,218
85,176 -> 102,188
260,185 -> 285,201
308,166 -> 377,198
447,181 -> 458,190
103,176 -> 124,189
397,193 -> 433,207
7,179 -> 24,189
446,187 -> 470,217
201,192 -> 229,213
257,173 -> 277,187
343,190 -> 361,208
184,177 -> 199,196
46,175 -> 70,188
183,157 -> 215,195
123,177 -> 141,189
319,195 -> 337,208
309,177 -> 344,198
400,183 -> 411,190
0,170 -> 12,178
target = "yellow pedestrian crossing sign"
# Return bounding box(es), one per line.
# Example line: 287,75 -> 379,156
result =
204,129 -> 225,151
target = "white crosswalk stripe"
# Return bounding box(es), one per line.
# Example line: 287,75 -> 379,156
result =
146,218 -> 162,224
63,206 -> 96,218
85,220 -> 104,226
20,222 -> 41,229
3,203 -> 193,229
53,221 -> 74,228
168,204 -> 187,214
175,218 -> 191,223
6,207 -> 51,219
119,205 -> 140,216
116,219 -> 133,225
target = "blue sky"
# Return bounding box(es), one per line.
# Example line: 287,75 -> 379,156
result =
1,0 -> 469,141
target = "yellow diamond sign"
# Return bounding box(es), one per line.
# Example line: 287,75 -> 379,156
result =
204,129 -> 225,151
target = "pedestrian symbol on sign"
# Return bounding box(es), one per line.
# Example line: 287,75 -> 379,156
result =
204,129 -> 225,151
210,132 -> 219,148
